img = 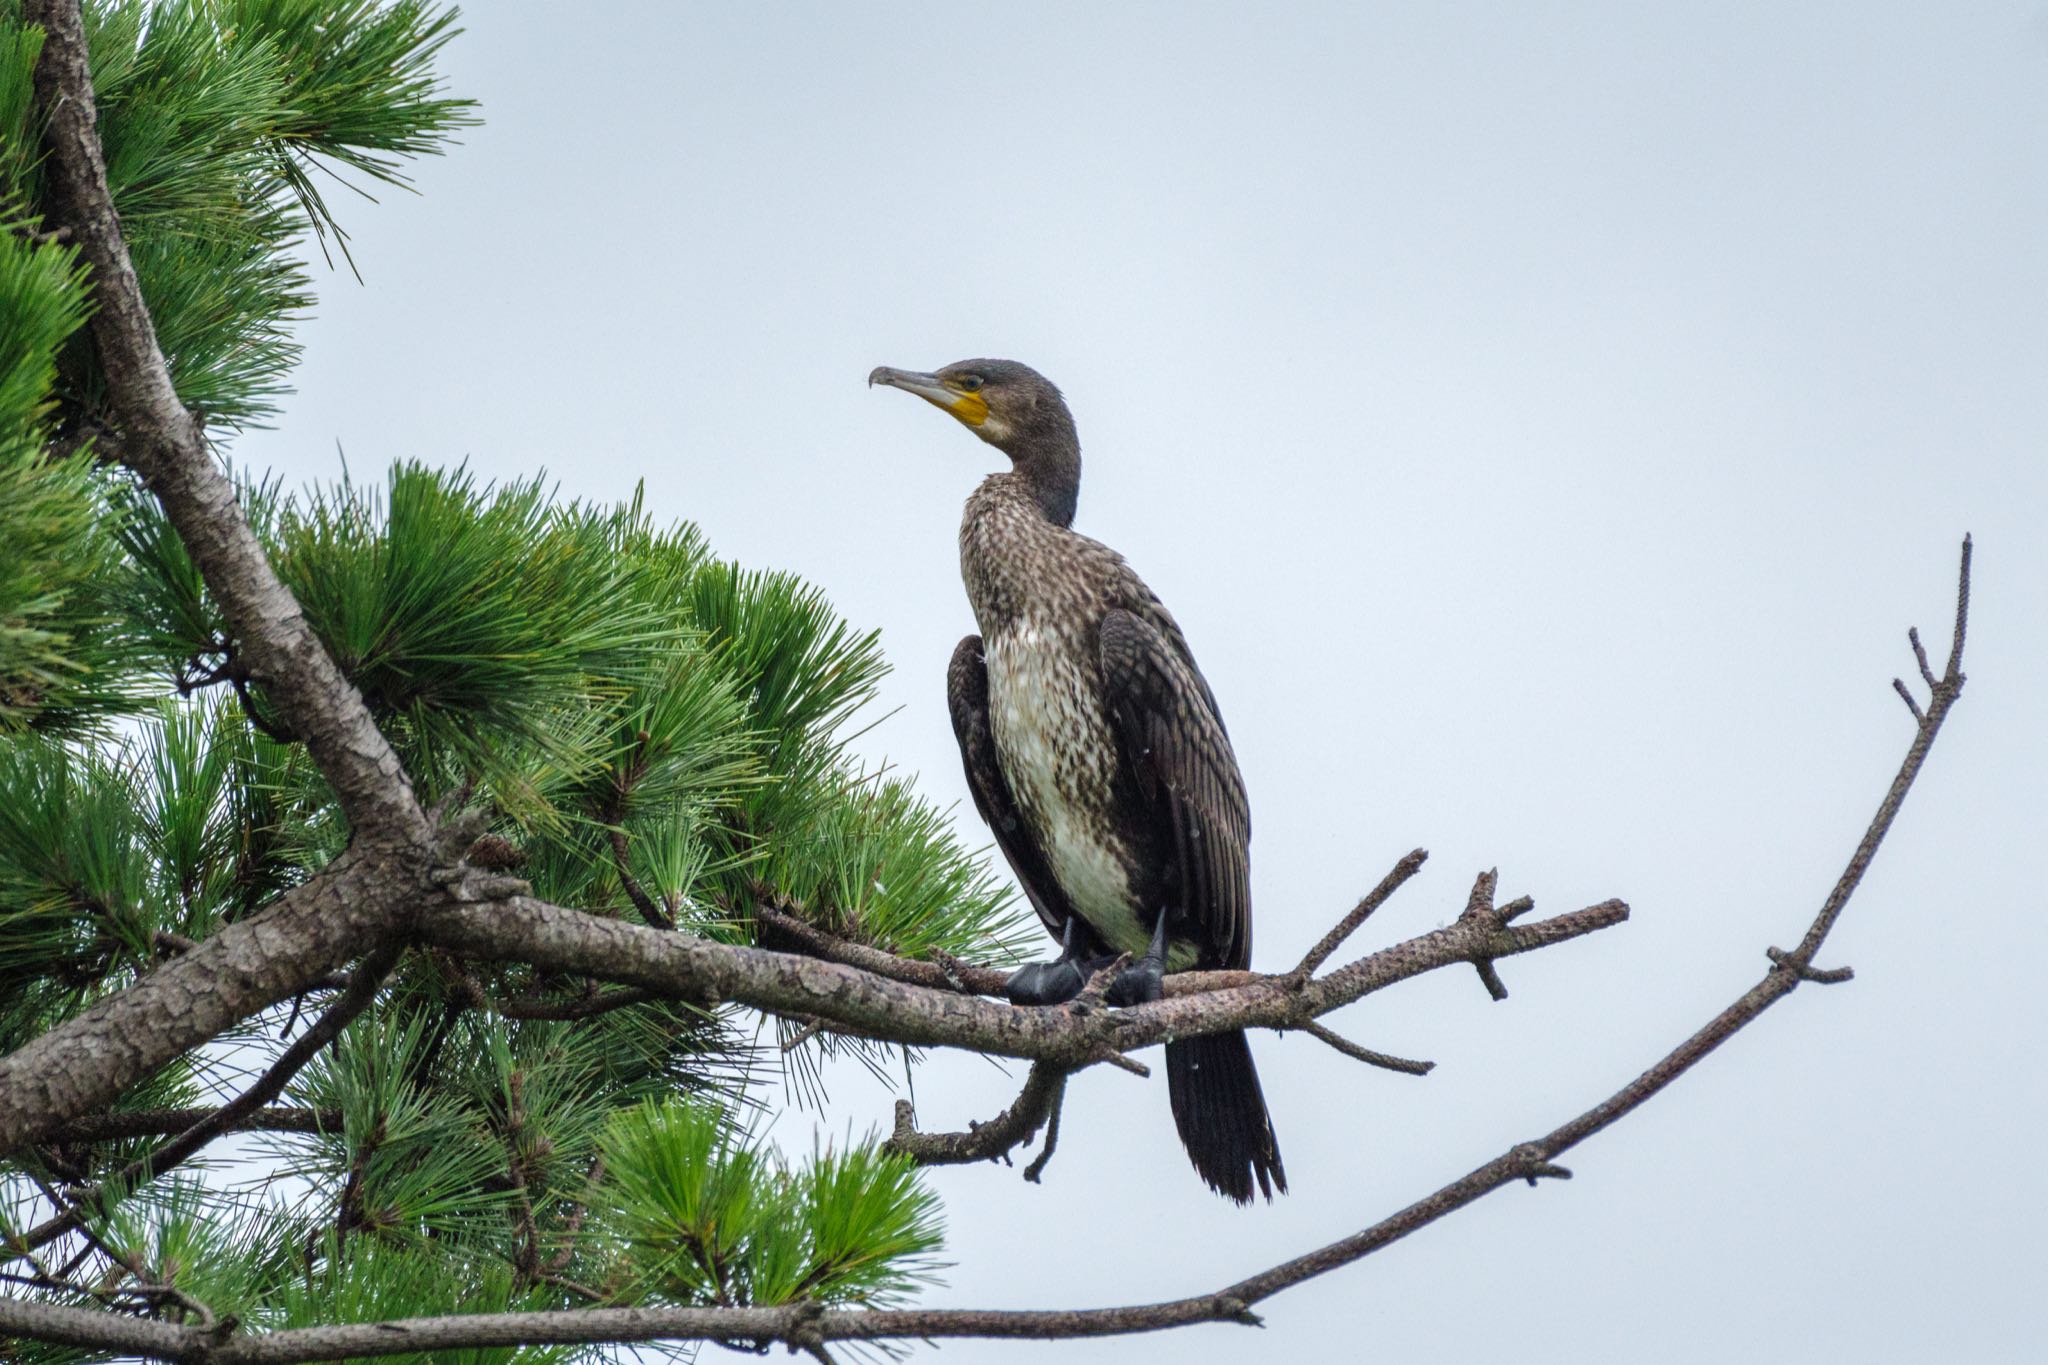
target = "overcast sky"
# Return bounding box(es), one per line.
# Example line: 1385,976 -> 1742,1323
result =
237,3 -> 2045,1360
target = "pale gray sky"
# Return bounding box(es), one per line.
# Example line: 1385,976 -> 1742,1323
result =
239,3 -> 2046,1360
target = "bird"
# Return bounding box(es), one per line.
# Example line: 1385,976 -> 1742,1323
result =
869,357 -> 1285,1203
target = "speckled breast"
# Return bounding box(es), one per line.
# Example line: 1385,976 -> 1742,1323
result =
980,623 -> 1153,957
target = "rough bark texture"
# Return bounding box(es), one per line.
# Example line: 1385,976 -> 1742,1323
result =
45,1109 -> 343,1143
0,850 -> 418,1158
421,883 -> 1629,1065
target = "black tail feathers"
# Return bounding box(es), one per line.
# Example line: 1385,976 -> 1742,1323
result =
1165,1029 -> 1286,1204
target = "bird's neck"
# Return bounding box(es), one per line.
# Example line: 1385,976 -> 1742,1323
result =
960,465 -> 1086,635
1007,425 -> 1080,528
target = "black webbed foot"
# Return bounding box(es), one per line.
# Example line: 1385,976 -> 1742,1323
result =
1006,958 -> 1088,1005
1006,920 -> 1105,1005
1105,955 -> 1165,1006
1106,908 -> 1171,1007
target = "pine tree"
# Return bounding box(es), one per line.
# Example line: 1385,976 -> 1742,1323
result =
1,4 -> 1024,1355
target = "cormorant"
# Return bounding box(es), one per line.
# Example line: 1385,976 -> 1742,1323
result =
869,358 -> 1286,1203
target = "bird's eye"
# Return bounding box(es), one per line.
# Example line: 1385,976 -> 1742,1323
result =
957,376 -> 984,393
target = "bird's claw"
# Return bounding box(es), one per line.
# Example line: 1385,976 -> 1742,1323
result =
1105,956 -> 1165,1007
1006,958 -> 1088,1006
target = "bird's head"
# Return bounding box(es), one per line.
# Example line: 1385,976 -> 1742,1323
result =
867,358 -> 1075,458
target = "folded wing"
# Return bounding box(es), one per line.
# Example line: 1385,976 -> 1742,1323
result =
1096,607 -> 1252,970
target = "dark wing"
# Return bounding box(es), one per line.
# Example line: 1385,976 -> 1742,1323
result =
947,635 -> 1079,944
1097,607 -> 1252,970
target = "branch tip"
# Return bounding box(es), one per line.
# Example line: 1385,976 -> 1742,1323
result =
1510,1144 -> 1571,1185
1093,1048 -> 1150,1079
1021,1085 -> 1065,1184
1460,868 -> 1500,922
1288,848 -> 1431,981
1891,677 -> 1926,724
781,1018 -> 826,1052
1301,1021 -> 1434,1076
1908,626 -> 1936,689
1766,947 -> 1854,985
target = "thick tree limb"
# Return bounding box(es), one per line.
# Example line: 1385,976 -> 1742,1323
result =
25,0 -> 426,845
154,932 -> 352,993
13,949 -> 401,1256
424,882 -> 1628,1068
0,850 -> 417,1161
44,1108 -> 343,1144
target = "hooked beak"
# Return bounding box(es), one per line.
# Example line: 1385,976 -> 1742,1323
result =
868,366 -> 990,427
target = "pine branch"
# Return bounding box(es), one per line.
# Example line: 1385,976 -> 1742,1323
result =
753,899 -> 1013,997
0,849 -> 415,1161
427,874 -> 1628,1070
44,1107 -> 342,1143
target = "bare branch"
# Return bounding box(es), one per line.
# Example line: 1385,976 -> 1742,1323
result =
1287,848 -> 1429,981
780,1018 -> 827,1052
1021,1083 -> 1066,1183
883,1061 -> 1068,1167
1908,625 -> 1936,689
1765,946 -> 1853,985
1946,535 -> 1974,675
1090,1049 -> 1151,1079
1892,676 -> 1926,723
1299,1022 -> 1434,1076
754,900 -> 1013,997
422,879 -> 1629,1071
1790,534 -> 1969,967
